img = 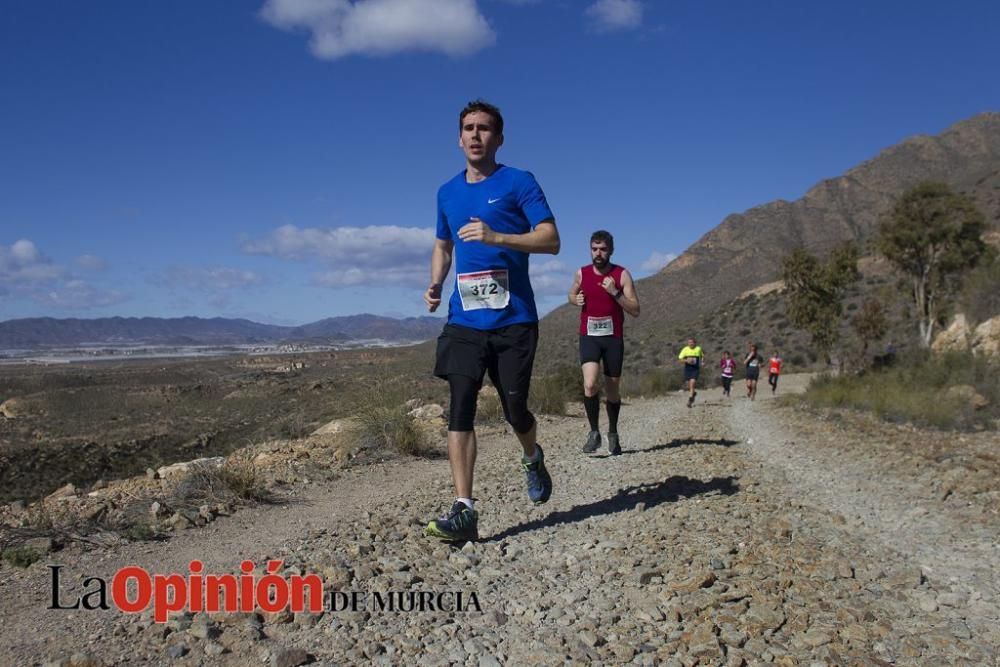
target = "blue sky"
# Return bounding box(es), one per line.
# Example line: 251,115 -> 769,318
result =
2,0 -> 998,325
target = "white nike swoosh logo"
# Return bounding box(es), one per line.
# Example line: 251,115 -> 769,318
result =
488,197 -> 501,204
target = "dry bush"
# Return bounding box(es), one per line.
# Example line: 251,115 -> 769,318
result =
801,351 -> 999,430
529,364 -> 581,416
476,390 -> 506,425
168,455 -> 270,512
351,379 -> 424,456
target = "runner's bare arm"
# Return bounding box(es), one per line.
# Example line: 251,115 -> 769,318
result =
616,269 -> 640,317
568,268 -> 584,306
457,219 -> 560,255
425,238 -> 453,312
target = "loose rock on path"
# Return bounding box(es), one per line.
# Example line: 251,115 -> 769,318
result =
1,374 -> 997,665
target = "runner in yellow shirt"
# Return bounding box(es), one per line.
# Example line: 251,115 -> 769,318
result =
678,337 -> 704,408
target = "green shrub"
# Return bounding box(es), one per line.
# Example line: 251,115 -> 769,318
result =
629,368 -> 684,397
1,546 -> 41,568
353,381 -> 424,455
960,256 -> 1000,326
800,351 -> 999,430
120,521 -> 159,542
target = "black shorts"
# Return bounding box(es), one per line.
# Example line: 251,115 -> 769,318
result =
683,363 -> 700,382
746,368 -> 760,380
434,322 -> 537,389
579,335 -> 624,377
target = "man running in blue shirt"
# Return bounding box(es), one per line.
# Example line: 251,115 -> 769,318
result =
424,100 -> 561,542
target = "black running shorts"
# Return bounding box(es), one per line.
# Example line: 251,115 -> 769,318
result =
434,322 -> 538,390
579,335 -> 624,377
683,364 -> 700,382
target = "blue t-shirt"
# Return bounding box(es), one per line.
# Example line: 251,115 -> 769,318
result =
436,165 -> 554,330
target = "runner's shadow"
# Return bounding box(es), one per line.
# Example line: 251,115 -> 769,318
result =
487,475 -> 738,542
608,438 -> 740,456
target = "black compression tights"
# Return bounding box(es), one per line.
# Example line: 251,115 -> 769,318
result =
448,375 -> 480,432
447,374 -> 536,434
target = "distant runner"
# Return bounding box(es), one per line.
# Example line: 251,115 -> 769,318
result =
423,100 -> 560,542
568,230 -> 640,456
678,337 -> 704,408
768,351 -> 783,394
745,343 -> 763,401
719,350 -> 736,398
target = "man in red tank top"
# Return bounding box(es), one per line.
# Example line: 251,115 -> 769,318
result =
568,230 -> 640,455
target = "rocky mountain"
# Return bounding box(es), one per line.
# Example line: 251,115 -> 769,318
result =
287,314 -> 444,342
0,314 -> 443,348
539,112 -> 1000,360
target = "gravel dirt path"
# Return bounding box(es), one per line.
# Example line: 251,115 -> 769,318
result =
2,374 -> 998,666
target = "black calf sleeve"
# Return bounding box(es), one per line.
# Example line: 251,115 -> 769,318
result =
583,394 -> 600,431
447,374 -> 481,431
498,388 -> 535,434
606,400 -> 621,434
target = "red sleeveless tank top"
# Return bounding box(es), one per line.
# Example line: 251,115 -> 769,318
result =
579,264 -> 625,338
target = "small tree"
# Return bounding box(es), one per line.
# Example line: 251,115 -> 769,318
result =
959,253 -> 1000,327
781,242 -> 860,366
877,182 -> 987,347
851,297 -> 887,364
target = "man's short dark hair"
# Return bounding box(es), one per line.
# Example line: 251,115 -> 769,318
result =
590,230 -> 614,252
459,99 -> 503,135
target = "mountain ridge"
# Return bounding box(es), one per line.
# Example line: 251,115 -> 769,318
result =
0,314 -> 444,348
538,111 -> 1000,360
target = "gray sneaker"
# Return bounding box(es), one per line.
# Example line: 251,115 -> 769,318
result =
583,430 -> 602,453
608,433 -> 621,456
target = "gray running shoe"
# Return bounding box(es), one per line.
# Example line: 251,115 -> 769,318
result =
608,432 -> 622,456
522,445 -> 552,505
582,430 -> 602,453
425,501 -> 479,542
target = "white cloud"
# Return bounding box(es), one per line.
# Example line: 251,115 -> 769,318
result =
529,258 -> 573,296
0,239 -> 64,285
76,254 -> 108,271
1,239 -> 126,310
585,0 -> 642,32
312,265 -> 422,287
35,280 -> 129,311
244,224 -> 434,289
260,0 -> 495,60
154,266 -> 265,291
640,251 -> 676,272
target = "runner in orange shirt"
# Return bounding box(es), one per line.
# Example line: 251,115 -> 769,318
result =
768,350 -> 783,394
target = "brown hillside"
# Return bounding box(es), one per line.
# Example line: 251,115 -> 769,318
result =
538,112 -> 1000,361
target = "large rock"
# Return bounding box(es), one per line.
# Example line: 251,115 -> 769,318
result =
933,313 -> 1000,355
932,314 -> 971,353
0,397 -> 27,419
156,457 -> 224,479
944,385 -> 990,411
408,403 -> 444,420
971,315 -> 1000,356
312,418 -> 352,436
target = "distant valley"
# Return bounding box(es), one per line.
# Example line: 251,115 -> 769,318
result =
0,313 -> 444,352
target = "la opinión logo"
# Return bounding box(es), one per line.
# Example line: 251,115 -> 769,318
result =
48,560 -> 484,620
49,560 -> 323,622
